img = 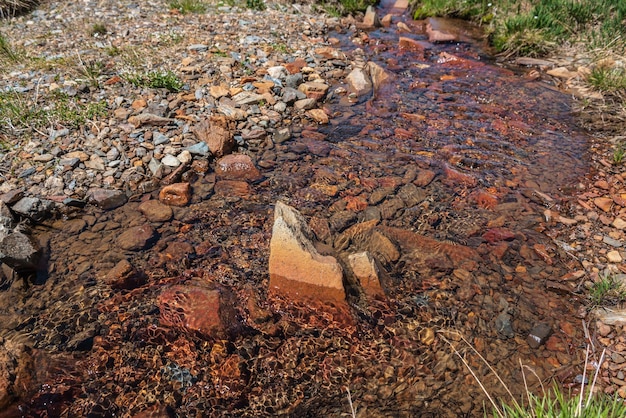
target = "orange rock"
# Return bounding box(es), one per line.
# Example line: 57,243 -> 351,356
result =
284,58 -> 307,74
104,259 -> 143,289
398,36 -> 431,54
594,196 -> 613,212
159,182 -> 191,207
269,202 -> 345,302
298,82 -> 330,100
345,195 -> 368,212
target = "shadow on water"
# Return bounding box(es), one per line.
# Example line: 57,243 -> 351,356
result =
0,8 -> 593,418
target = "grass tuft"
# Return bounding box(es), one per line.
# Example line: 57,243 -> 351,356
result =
589,273 -> 626,307
0,0 -> 39,18
168,0 -> 207,14
124,70 -> 184,92
0,90 -> 107,133
0,31 -> 18,63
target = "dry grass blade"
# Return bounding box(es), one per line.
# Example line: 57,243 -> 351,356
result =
439,330 -> 517,402
0,0 -> 39,18
439,333 -> 505,418
585,347 -> 606,411
345,387 -> 357,418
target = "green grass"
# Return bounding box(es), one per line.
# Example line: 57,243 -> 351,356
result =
124,70 -> 184,92
168,0 -> 207,13
246,0 -> 265,11
588,273 -> 626,307
321,0 -> 377,16
613,145 -> 625,165
0,90 -> 107,133
495,384 -> 626,418
409,0 -> 626,58
587,66 -> 626,93
90,23 -> 107,37
0,31 -> 19,63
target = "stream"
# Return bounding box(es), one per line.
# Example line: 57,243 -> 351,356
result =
0,2 -> 591,417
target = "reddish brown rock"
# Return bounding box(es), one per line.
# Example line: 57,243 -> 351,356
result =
215,154 -> 262,181
138,199 -> 173,222
482,228 -> 516,244
159,182 -> 191,207
104,259 -> 144,289
0,341 -> 33,410
443,165 -> 477,187
118,225 -> 157,251
164,241 -> 195,261
214,180 -> 252,198
159,285 -> 223,339
269,201 -> 345,302
413,169 -> 436,187
284,58 -> 307,74
348,251 -> 385,299
192,115 -> 235,158
398,37 -> 432,54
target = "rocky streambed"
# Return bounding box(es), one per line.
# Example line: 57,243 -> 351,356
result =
1,0 -> 626,417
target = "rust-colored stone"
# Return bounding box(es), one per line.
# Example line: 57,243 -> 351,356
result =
192,115 -> 235,158
215,154 -> 262,181
104,259 -> 144,289
214,180 -> 252,198
159,182 -> 191,207
413,169 -> 436,187
482,228 -> 516,244
159,285 -> 222,338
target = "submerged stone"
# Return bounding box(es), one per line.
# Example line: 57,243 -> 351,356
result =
269,201 -> 345,302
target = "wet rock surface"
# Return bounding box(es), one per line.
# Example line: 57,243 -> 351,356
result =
0,0 -> 624,416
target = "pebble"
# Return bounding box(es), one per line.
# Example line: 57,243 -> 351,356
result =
607,250 -> 623,263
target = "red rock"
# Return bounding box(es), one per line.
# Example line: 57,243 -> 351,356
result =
118,225 -> 157,251
482,228 -> 516,244
159,182 -> 191,207
214,180 -> 252,198
398,37 -> 431,53
215,154 -> 261,181
138,199 -> 173,222
545,335 -> 567,352
192,115 -> 235,158
269,201 -> 345,302
159,285 -> 224,339
443,165 -> 477,187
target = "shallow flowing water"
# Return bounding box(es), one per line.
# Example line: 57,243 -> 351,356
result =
0,7 -> 592,418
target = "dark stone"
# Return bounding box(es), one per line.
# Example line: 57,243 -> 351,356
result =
495,312 -> 514,339
527,323 -> 552,348
87,188 -> 128,210
11,197 -> 53,222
